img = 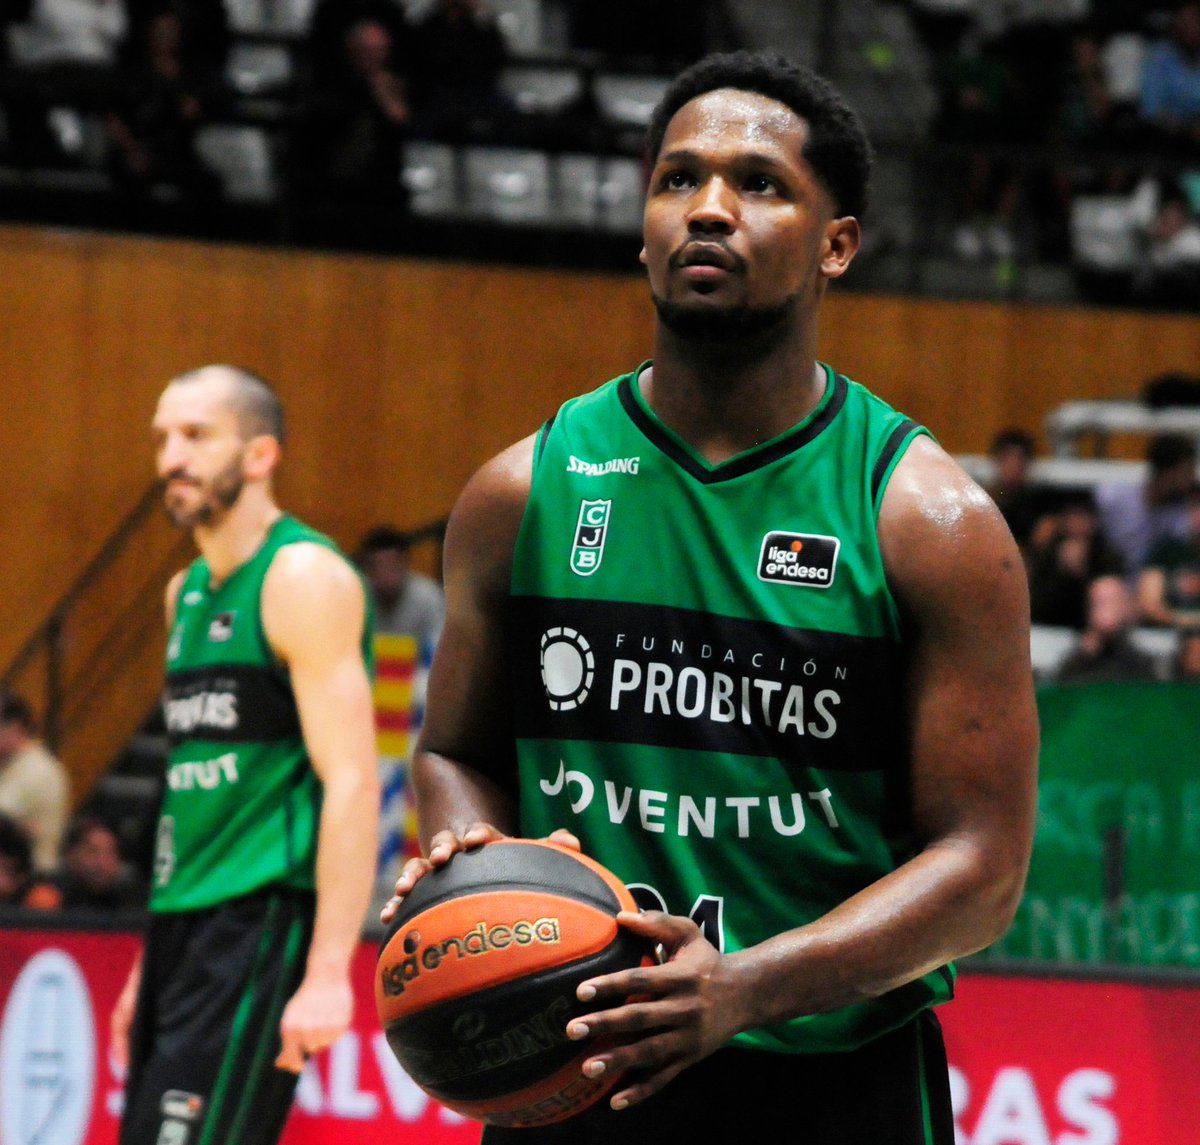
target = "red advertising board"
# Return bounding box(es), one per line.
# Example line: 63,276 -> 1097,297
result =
2,926 -> 1198,1145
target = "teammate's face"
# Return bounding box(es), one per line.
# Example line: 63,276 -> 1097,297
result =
152,377 -> 248,529
641,89 -> 857,338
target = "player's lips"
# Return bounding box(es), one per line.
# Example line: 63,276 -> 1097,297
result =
673,242 -> 739,273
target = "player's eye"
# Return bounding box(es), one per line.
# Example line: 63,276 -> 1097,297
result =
661,170 -> 695,191
745,174 -> 776,194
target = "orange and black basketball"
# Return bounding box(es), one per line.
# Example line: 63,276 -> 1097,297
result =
374,838 -> 653,1128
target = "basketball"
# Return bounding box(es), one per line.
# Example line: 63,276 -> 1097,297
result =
374,838 -> 654,1128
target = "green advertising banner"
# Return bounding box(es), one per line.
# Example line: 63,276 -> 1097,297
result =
984,681 -> 1200,968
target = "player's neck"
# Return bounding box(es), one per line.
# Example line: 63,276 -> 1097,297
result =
642,333 -> 826,465
193,487 -> 283,584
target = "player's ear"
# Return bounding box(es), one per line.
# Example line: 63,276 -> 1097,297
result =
243,434 -> 281,479
638,246 -> 648,266
821,216 -> 860,279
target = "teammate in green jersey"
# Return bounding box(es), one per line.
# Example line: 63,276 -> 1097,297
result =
112,365 -> 380,1145
383,51 -> 1039,1143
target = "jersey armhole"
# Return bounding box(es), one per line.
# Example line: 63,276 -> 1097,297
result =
532,414 -> 557,473
871,420 -> 933,518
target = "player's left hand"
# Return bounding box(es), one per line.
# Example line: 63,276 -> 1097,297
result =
275,974 -> 355,1073
566,910 -> 753,1110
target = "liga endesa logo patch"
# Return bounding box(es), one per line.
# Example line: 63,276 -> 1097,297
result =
757,531 -> 840,587
380,919 -> 562,996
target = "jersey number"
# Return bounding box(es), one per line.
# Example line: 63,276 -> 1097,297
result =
626,883 -> 727,952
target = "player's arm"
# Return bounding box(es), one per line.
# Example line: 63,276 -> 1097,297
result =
260,543 -> 381,1072
572,437 -> 1039,1107
382,436 -> 539,921
111,569 -> 187,1070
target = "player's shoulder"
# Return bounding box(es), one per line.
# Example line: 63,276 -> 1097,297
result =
264,536 -> 364,605
879,436 -> 1021,604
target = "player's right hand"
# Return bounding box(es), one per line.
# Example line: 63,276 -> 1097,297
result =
378,824 -> 581,925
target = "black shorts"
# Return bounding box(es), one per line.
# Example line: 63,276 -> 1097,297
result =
119,887 -> 314,1145
482,1010 -> 954,1145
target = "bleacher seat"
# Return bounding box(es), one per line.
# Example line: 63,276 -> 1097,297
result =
593,74 -> 671,127
226,41 -> 294,96
487,0 -> 557,57
1031,624 -> 1180,680
499,66 -> 584,116
553,154 -> 643,233
193,125 -> 277,202
401,141 -> 460,217
225,0 -> 315,37
463,146 -> 551,225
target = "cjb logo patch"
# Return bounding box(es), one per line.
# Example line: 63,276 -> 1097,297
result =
570,499 -> 611,576
757,531 -> 840,588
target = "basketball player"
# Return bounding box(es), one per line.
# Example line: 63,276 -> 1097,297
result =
112,365 -> 380,1145
383,51 -> 1039,1143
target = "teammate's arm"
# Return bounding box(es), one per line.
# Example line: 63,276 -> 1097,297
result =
568,437 -> 1039,1108
111,568 -> 187,1071
381,436 -> 537,921
260,544 -> 381,1072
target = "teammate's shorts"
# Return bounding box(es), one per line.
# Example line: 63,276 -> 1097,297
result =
483,1009 -> 955,1145
119,887 -> 315,1145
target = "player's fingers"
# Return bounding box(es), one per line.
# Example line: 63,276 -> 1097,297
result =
275,1029 -> 307,1074
606,1059 -> 687,1112
544,827 -> 581,851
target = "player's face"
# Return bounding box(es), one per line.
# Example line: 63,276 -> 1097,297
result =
641,89 -> 853,333
152,378 -> 248,529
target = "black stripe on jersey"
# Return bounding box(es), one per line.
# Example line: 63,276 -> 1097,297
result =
871,419 -> 922,506
510,595 -> 906,773
535,414 -> 557,470
617,371 -> 848,484
164,663 -> 300,747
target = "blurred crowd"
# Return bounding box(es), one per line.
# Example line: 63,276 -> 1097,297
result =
0,690 -> 145,913
909,0 -> 1200,306
984,413 -> 1200,685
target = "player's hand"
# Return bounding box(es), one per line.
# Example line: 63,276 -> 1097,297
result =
110,956 -> 143,1073
275,973 -> 354,1073
378,825 -> 580,925
566,910 -> 752,1111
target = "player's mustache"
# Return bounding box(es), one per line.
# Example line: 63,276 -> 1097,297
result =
669,239 -> 745,272
161,470 -> 201,487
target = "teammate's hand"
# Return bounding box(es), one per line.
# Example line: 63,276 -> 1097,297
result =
110,955 -> 143,1073
275,973 -> 354,1073
565,910 -> 752,1111
378,825 -> 581,925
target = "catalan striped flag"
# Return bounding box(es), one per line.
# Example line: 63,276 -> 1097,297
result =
373,633 -> 432,884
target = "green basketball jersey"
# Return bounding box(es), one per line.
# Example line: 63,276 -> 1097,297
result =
509,363 -> 954,1053
151,515 -> 371,912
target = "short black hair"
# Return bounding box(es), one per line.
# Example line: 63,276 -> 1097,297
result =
358,526 -> 412,560
1147,432 -> 1196,472
644,50 -> 873,219
990,428 -> 1037,458
0,692 -> 34,732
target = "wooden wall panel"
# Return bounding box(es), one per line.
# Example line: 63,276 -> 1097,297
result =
3,222 -> 1199,796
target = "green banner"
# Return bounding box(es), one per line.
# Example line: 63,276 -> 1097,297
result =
983,681 -> 1200,968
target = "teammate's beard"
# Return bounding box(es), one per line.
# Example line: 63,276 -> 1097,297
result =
163,453 -> 246,528
652,292 -> 797,348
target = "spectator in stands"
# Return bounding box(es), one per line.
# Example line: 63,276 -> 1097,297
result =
983,427 -> 1054,550
290,16 -> 410,207
357,525 -> 445,650
1029,490 -> 1126,628
306,0 -> 410,90
1139,0 -> 1200,150
52,813 -> 146,911
928,22 -> 1025,260
0,691 -> 70,873
0,811 -> 61,910
407,0 -> 512,138
1095,432 -> 1197,571
1172,623 -> 1200,678
102,6 -> 222,196
1057,573 -> 1163,683
1137,483 -> 1200,626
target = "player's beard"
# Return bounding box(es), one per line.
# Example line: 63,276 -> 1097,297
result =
162,452 -> 246,529
652,291 -> 797,350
